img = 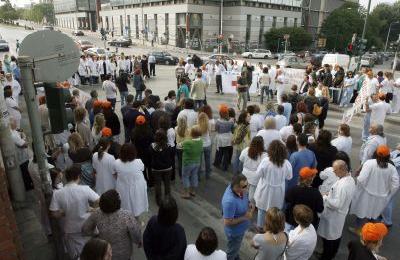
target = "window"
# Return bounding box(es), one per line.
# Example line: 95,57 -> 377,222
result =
272,16 -> 277,28
246,15 -> 251,46
284,17 -> 287,27
259,16 -> 264,46
135,15 -> 139,39
294,18 -> 298,27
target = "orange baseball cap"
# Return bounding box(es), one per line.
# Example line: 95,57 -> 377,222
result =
361,222 -> 388,242
102,101 -> 112,109
219,104 -> 229,114
376,145 -> 390,157
101,127 -> 112,137
299,167 -> 318,179
93,100 -> 103,109
135,115 -> 146,125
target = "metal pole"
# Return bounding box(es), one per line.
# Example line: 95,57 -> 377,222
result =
284,38 -> 287,53
384,23 -> 393,53
219,0 -> 223,54
18,56 -> 52,196
356,0 -> 371,71
393,35 -> 400,74
141,0 -> 144,45
0,90 -> 26,203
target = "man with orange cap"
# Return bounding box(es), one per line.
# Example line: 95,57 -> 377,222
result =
365,92 -> 391,126
350,145 -> 399,234
285,167 -> 324,230
347,222 -> 388,260
317,160 -> 355,260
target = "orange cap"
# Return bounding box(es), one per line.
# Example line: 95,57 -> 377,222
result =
219,104 -> 229,114
93,100 -> 103,109
101,127 -> 112,137
135,115 -> 146,125
361,222 -> 388,242
299,167 -> 318,179
102,101 -> 112,109
376,145 -> 390,157
378,92 -> 386,100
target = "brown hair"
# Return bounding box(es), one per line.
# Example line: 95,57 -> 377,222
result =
339,124 -> 350,137
74,107 -> 87,123
296,101 -> 308,113
248,136 -> 265,160
119,143 -> 137,162
265,207 -> 285,234
293,204 -> 313,227
197,112 -> 210,135
68,132 -> 84,152
268,140 -> 287,167
190,126 -> 202,139
198,105 -> 213,119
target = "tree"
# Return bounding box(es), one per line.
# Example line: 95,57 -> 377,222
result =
21,3 -> 54,24
369,2 -> 400,47
264,27 -> 312,52
0,0 -> 19,21
320,2 -> 364,52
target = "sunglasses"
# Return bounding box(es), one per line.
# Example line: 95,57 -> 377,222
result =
240,184 -> 248,189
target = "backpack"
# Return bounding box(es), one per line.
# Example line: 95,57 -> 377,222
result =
312,103 -> 322,116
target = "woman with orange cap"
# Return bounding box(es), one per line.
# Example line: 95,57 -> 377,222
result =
284,166 -> 323,230
349,145 -> 399,233
347,222 -> 388,260
213,104 -> 234,172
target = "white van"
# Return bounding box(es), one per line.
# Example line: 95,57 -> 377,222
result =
321,54 -> 357,71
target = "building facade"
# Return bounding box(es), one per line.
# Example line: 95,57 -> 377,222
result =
54,0 -> 98,31
95,0 -> 302,49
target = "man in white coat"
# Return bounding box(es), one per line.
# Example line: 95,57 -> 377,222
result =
317,160 -> 355,260
359,124 -> 386,165
350,145 -> 399,234
49,165 -> 99,259
99,56 -> 112,81
5,73 -> 21,103
78,56 -> 89,85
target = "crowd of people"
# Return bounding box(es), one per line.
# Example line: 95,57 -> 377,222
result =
1,50 -> 400,260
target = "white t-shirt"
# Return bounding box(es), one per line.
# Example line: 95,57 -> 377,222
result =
92,152 -> 116,196
331,136 -> 352,156
274,114 -> 287,130
380,79 -> 394,94
280,125 -> 294,142
184,244 -> 227,260
366,78 -> 378,97
49,183 -> 99,234
256,129 -> 282,151
102,80 -> 117,99
167,128 -> 176,147
177,109 -> 198,128
370,101 -> 391,125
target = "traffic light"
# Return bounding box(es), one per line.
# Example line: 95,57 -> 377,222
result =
346,43 -> 353,55
44,83 -> 73,134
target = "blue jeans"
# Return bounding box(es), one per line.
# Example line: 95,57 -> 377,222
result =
135,90 -> 143,101
232,148 -> 243,175
260,85 -> 273,104
340,87 -> 353,107
120,91 -> 129,106
182,163 -> 200,188
199,145 -> 212,178
107,98 -> 116,110
362,112 -> 371,141
226,233 -> 245,260
257,209 -> 266,228
381,197 -> 394,226
194,100 -> 206,110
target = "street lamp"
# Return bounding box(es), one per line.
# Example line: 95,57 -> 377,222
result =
384,21 -> 399,52
356,0 -> 372,71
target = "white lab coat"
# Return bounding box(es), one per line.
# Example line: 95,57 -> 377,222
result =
87,59 -> 100,77
254,157 -> 292,211
92,152 -> 116,196
350,159 -> 399,219
78,59 -> 89,77
331,136 -> 352,156
98,60 -> 112,75
392,79 -> 400,113
318,175 -> 355,240
115,159 -> 148,217
6,79 -> 21,103
359,135 -> 386,164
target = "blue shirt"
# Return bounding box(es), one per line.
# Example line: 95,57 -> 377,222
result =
221,185 -> 250,237
287,148 -> 317,189
282,102 -> 292,124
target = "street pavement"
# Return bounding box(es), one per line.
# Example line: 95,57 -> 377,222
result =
1,24 -> 400,260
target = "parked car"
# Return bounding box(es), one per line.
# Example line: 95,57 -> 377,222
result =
276,55 -> 308,69
72,30 -> 84,36
84,47 -> 114,57
241,49 -> 272,59
77,40 -> 94,51
276,52 -> 296,60
310,54 -> 324,67
202,54 -> 234,64
42,25 -> 54,30
149,52 -> 179,65
361,55 -> 375,68
108,37 -> 132,47
0,39 -> 9,52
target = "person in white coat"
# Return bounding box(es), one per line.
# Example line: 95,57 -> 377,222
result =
239,136 -> 267,204
331,123 -> 352,156
349,145 -> 399,233
275,69 -> 285,104
391,77 -> 400,113
78,56 -> 90,85
317,160 -> 355,260
5,73 -> 21,103
87,55 -> 100,84
92,138 -> 116,196
99,56 -> 112,81
285,204 -> 317,260
256,117 -> 282,151
114,143 -> 148,218
254,140 -> 292,230
359,124 -> 386,165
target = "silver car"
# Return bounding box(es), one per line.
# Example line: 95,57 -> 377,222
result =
276,55 -> 308,69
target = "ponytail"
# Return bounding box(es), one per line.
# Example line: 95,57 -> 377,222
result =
97,137 -> 110,160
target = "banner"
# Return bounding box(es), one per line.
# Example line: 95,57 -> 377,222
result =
341,76 -> 368,124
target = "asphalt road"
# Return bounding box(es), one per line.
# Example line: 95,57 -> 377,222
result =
1,24 -> 400,260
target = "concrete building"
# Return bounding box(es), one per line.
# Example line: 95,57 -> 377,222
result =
96,0 -> 302,50
302,0 -> 359,43
40,0 -> 53,3
54,0 -> 98,31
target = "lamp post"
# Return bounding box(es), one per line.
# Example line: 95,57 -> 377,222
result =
384,21 -> 399,52
356,0 -> 372,71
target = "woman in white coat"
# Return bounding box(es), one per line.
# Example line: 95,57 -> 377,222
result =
350,145 -> 399,231
331,123 -> 352,156
114,143 -> 148,218
254,140 -> 292,230
92,137 -> 116,196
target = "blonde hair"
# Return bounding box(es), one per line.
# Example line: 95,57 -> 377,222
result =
197,112 -> 209,135
93,113 -> 105,135
322,86 -> 330,99
264,117 -> 276,130
177,116 -> 188,138
68,132 -> 84,153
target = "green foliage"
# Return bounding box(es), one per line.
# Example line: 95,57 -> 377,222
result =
369,2 -> 400,46
21,3 -> 54,24
264,27 -> 313,52
0,0 -> 20,21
